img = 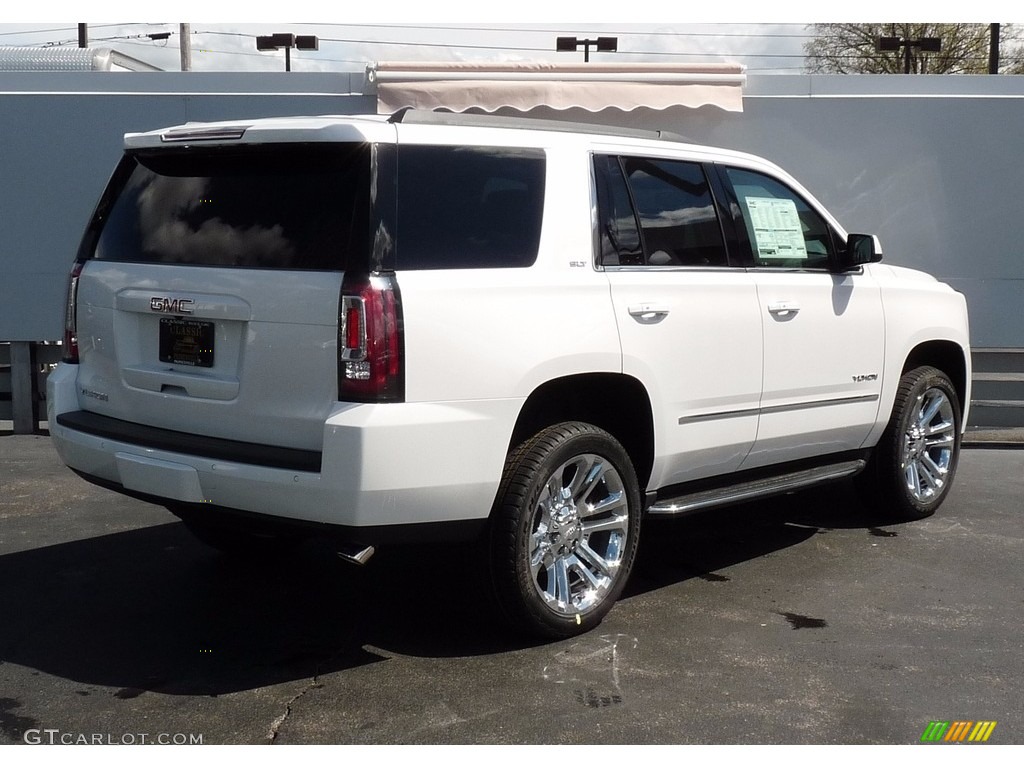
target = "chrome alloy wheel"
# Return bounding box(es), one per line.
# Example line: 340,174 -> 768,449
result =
529,453 -> 630,616
901,386 -> 957,503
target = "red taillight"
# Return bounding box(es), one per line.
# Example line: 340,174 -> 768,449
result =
338,272 -> 404,402
62,262 -> 84,363
344,305 -> 363,351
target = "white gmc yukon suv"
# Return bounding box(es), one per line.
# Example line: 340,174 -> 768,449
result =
49,110 -> 971,638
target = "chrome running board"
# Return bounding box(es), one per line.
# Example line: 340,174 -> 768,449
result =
647,459 -> 866,516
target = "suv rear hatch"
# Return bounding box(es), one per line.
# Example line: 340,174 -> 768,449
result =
68,141 -> 370,453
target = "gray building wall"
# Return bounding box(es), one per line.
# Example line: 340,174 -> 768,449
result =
0,72 -> 372,342
523,74 -> 1024,349
689,75 -> 1024,351
1,71 -> 1022,349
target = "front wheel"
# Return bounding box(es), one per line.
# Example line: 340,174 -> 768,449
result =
859,366 -> 962,520
488,422 -> 641,639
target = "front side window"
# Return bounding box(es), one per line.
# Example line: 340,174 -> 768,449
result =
395,146 -> 545,269
724,167 -> 835,270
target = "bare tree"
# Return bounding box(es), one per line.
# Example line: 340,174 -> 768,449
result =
1007,44 -> 1024,73
805,23 -> 1019,74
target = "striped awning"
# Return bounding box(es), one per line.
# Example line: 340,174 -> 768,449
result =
367,61 -> 746,114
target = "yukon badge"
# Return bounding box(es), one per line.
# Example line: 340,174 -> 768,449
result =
852,373 -> 878,382
150,296 -> 195,314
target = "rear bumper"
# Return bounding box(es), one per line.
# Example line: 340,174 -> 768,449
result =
47,363 -> 520,534
69,467 -> 486,547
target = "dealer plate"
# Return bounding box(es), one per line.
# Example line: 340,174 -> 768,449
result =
159,317 -> 214,368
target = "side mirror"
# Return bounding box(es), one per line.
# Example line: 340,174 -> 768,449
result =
840,233 -> 883,269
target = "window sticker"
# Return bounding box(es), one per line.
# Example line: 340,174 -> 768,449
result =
745,197 -> 807,260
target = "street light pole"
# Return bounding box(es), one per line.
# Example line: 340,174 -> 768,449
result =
876,36 -> 942,74
255,33 -> 318,72
556,36 -> 618,63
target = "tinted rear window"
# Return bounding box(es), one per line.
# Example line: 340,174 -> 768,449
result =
620,157 -> 726,267
91,144 -> 369,270
395,146 -> 545,269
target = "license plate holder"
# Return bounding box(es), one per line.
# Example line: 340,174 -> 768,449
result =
159,318 -> 214,368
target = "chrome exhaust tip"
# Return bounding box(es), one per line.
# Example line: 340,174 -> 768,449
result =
336,543 -> 375,566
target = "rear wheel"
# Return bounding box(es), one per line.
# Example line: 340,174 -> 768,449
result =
489,422 -> 641,638
859,366 -> 962,520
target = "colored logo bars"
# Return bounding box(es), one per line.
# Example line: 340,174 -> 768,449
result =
921,721 -> 997,743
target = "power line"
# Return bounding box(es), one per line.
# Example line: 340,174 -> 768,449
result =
112,38 -> 368,67
194,27 -> 815,49
121,34 -> 815,67
297,23 -> 817,40
20,24 -> 926,72
0,23 -> 135,38
6,24 -> 816,64
197,32 -> 810,60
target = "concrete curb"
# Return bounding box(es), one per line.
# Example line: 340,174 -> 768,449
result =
963,427 -> 1024,448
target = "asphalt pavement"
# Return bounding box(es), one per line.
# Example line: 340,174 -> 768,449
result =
1,431 -> 1021,745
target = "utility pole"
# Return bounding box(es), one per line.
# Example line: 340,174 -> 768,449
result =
77,23 -> 87,48
180,23 -> 192,71
989,23 -> 1001,74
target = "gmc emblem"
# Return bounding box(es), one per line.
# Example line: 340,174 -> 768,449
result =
150,297 -> 195,314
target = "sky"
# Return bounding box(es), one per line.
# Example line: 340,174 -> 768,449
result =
0,21 -> 813,74
0,2 -> 1017,74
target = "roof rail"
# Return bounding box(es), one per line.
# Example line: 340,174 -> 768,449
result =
388,108 -> 691,144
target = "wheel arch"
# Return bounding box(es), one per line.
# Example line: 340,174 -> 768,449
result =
901,340 -> 969,420
509,373 -> 655,490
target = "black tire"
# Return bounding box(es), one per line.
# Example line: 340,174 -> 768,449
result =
858,366 -> 962,520
488,422 -> 641,639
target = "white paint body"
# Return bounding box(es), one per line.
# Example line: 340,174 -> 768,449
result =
48,114 -> 971,534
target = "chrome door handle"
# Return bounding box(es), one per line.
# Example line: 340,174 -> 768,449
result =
767,301 -> 800,316
628,304 -> 671,321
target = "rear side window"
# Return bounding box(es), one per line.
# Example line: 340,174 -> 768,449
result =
621,157 -> 727,267
594,155 -> 643,266
91,144 -> 369,270
594,154 -> 727,268
395,146 -> 545,269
